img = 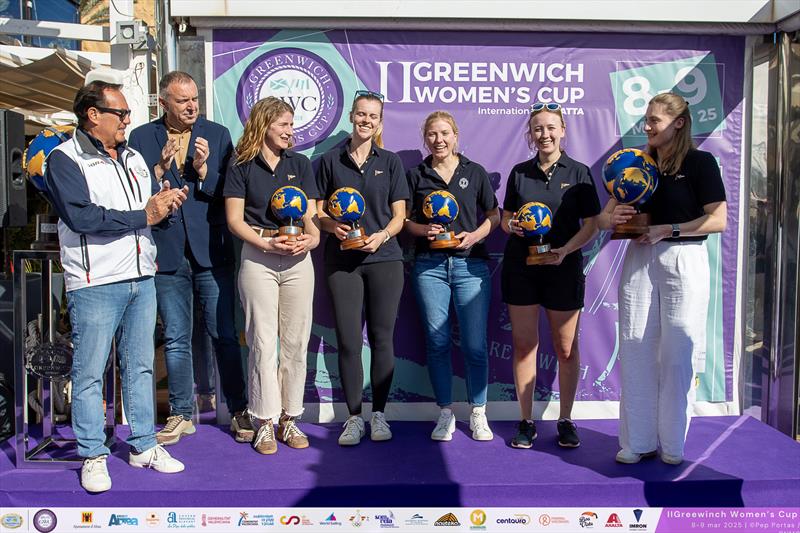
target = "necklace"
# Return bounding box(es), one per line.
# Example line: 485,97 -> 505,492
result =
350,145 -> 371,168
538,156 -> 560,181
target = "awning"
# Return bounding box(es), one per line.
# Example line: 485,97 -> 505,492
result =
0,48 -> 100,132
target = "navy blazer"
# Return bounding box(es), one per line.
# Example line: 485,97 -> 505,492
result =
129,115 -> 234,272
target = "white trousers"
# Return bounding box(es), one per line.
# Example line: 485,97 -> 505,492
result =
238,243 -> 314,421
618,240 -> 709,458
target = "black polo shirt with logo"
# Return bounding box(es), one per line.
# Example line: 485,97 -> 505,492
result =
502,152 -> 601,271
316,140 -> 409,267
407,154 -> 498,259
640,148 -> 726,242
223,150 -> 319,229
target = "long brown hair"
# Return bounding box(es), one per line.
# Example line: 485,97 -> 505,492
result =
235,97 -> 294,164
646,92 -> 694,175
350,94 -> 384,148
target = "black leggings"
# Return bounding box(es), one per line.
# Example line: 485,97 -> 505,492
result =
326,260 -> 404,415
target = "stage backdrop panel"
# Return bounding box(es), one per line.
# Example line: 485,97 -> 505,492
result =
211,29 -> 744,412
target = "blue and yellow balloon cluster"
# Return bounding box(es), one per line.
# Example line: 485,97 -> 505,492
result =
23,125 -> 74,192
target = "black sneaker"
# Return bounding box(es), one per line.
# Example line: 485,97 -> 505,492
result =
557,418 -> 580,448
511,420 -> 537,449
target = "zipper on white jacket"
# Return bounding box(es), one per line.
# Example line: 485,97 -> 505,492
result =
110,152 -> 143,278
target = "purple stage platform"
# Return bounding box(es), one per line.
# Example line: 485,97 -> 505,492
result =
2,416 -> 798,507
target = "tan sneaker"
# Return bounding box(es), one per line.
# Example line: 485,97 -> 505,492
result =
253,420 -> 277,455
156,415 -> 196,445
231,411 -> 255,443
277,413 -> 309,449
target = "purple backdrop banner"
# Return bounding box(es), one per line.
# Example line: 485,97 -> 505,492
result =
212,29 -> 743,408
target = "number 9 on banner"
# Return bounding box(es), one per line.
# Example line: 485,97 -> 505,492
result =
610,54 -> 724,144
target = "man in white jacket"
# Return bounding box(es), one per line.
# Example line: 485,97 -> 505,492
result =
45,80 -> 189,493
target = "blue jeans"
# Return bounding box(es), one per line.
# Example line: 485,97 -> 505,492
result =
192,314 -> 216,396
155,258 -> 247,418
68,277 -> 157,458
412,253 -> 491,407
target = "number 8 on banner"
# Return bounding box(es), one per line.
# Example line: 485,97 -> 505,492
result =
610,54 -> 724,145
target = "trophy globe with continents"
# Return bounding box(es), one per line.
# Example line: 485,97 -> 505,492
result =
270,185 -> 308,242
516,201 -> 557,265
423,190 -> 460,249
328,187 -> 368,250
23,125 -> 75,250
602,148 -> 659,239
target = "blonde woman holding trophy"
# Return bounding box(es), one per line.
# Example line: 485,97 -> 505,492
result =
224,97 -> 320,456
405,111 -> 499,442
502,102 -> 600,450
316,90 -> 409,446
599,92 -> 727,466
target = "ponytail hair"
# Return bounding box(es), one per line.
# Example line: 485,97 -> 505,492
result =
350,93 -> 384,148
647,92 -> 694,176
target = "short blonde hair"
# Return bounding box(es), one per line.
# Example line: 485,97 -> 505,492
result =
421,110 -> 459,154
525,107 -> 565,149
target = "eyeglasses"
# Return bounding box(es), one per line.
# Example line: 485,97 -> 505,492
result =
354,90 -> 385,102
95,106 -> 132,120
530,102 -> 562,114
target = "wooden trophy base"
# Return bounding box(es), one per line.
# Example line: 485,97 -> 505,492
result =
430,231 -> 460,250
526,243 -> 557,265
611,212 -> 651,240
279,225 -> 302,243
341,226 -> 368,250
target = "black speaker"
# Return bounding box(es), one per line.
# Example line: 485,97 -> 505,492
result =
0,109 -> 26,227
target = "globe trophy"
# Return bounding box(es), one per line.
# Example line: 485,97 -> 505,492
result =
270,185 -> 308,243
327,187 -> 368,251
602,148 -> 659,240
423,190 -> 461,249
22,125 -> 75,250
516,201 -> 556,265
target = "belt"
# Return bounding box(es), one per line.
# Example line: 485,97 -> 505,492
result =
251,226 -> 279,238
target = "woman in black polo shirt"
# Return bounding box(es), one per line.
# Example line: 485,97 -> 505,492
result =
501,103 -> 600,450
599,92 -> 726,466
224,97 -> 320,456
316,91 -> 409,446
405,111 -> 499,442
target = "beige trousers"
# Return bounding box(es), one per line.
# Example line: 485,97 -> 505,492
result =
238,242 -> 314,421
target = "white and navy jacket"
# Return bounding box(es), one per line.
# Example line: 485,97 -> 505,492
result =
44,128 -> 158,292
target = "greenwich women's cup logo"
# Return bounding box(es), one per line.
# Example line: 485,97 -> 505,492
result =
236,47 -> 343,151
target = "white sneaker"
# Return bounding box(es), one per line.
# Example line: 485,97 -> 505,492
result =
370,411 -> 392,441
615,449 -> 657,464
338,415 -> 365,446
469,405 -> 494,441
129,444 -> 185,473
81,455 -> 112,493
431,408 -> 456,441
660,452 -> 684,465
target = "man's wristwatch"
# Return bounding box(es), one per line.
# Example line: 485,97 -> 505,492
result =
671,223 -> 681,238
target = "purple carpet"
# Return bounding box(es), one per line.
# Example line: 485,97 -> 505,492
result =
2,416 -> 798,507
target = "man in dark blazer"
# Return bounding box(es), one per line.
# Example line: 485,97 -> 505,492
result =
129,71 -> 252,445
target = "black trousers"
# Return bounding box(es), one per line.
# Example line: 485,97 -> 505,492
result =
326,260 -> 404,415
